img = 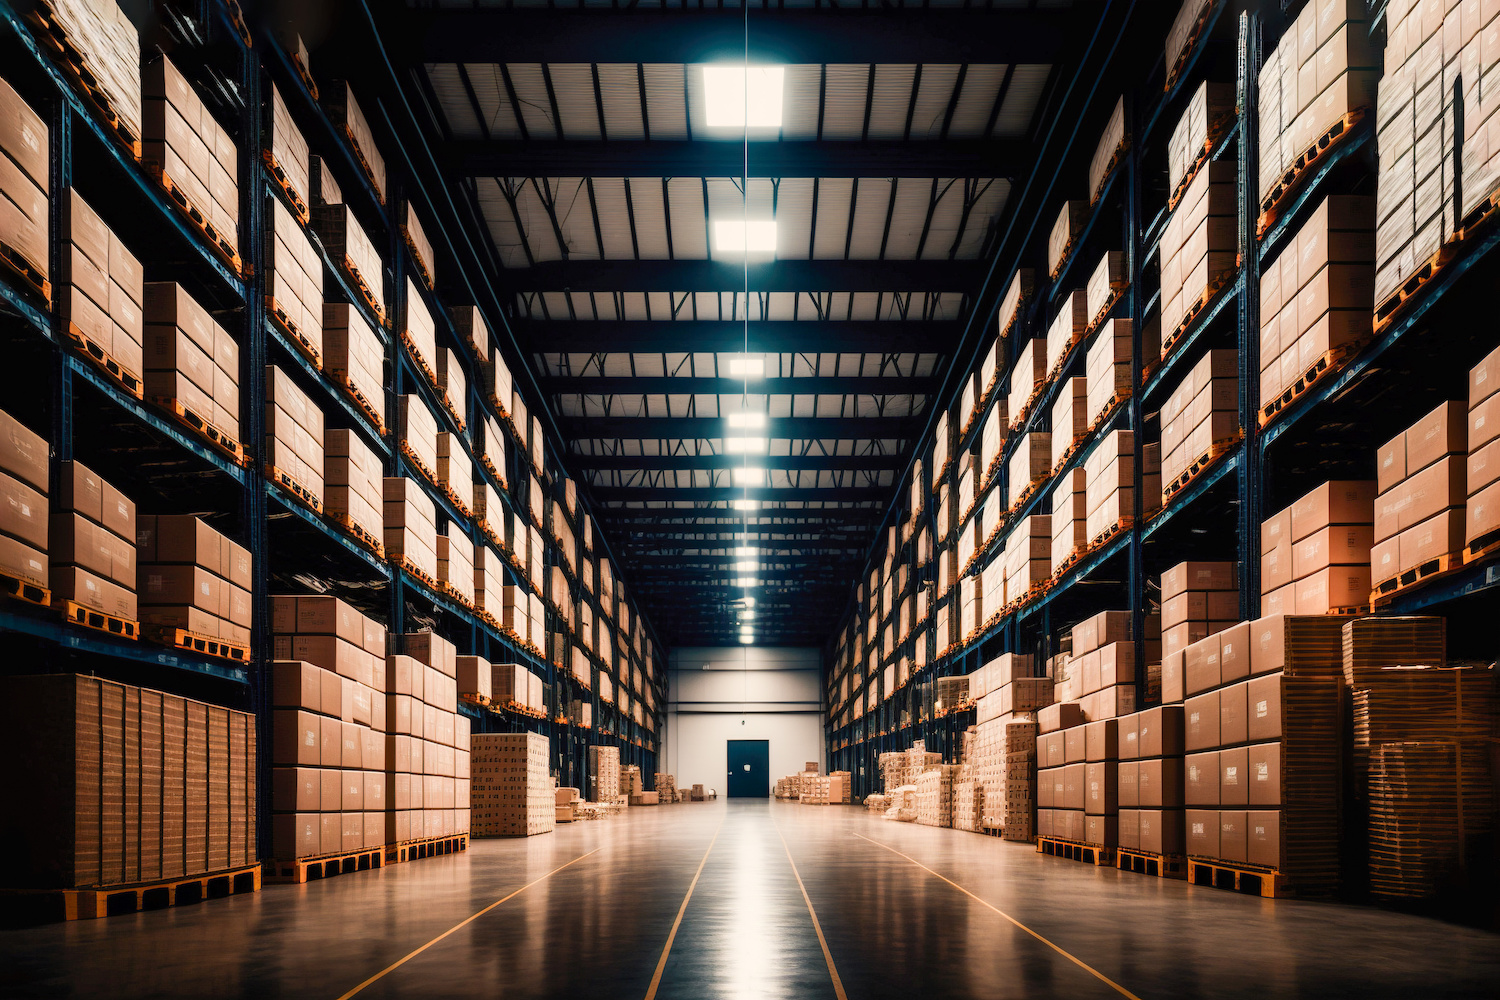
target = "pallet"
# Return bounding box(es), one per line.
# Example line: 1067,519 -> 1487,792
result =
400,441 -> 439,492
265,465 -> 323,515
340,254 -> 388,328
404,231 -> 434,290
1464,527 -> 1500,565
386,833 -> 468,866
440,582 -> 475,609
1037,836 -> 1114,866
261,150 -> 309,225
1051,547 -> 1087,580
1090,138 -> 1131,207
65,321 -> 143,399
1089,516 -> 1134,550
290,53 -> 318,100
1088,392 -> 1130,435
268,846 -> 384,884
22,1 -> 143,159
338,124 -> 385,205
1167,109 -> 1238,213
148,395 -> 248,466
329,511 -> 385,559
1007,474 -> 1048,517
1373,242 -> 1456,334
334,372 -> 386,435
1455,179 -> 1500,243
1162,433 -> 1241,505
439,392 -> 466,431
0,570 -> 49,608
1187,857 -> 1287,898
0,238 -> 51,305
1256,109 -> 1368,236
1164,0 -> 1221,93
61,600 -> 138,641
1047,334 -> 1084,383
1257,340 -> 1366,429
401,329 -> 439,390
391,554 -> 439,591
141,623 -> 250,663
1048,236 -> 1081,283
1117,848 -> 1187,880
1161,266 -> 1238,359
477,519 -> 503,549
221,0 -> 252,48
1051,433 -> 1089,478
0,863 -> 260,922
1370,551 -> 1464,604
144,165 -> 242,276
1086,283 -> 1128,335
266,296 -> 322,369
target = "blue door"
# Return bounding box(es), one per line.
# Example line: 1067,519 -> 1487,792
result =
726,740 -> 769,798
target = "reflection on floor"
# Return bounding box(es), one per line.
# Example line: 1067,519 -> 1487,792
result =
1,800 -> 1497,999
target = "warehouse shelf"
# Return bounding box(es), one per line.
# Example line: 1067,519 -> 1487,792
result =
266,484 -> 392,581
1381,559 -> 1500,616
1256,115 -> 1374,265
1048,166 -> 1125,303
0,269 -> 52,338
1141,271 -> 1241,407
266,321 -> 390,458
0,605 -> 249,684
1140,0 -> 1233,144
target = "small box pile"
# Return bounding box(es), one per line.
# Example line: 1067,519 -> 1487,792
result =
587,745 -> 620,803
0,408 -> 48,589
324,428 -> 384,550
264,197 -> 324,355
265,365 -> 325,504
145,283 -> 240,445
471,732 -> 554,837
52,460 -> 136,622
137,515 -> 252,646
143,56 -> 239,256
1160,161 -> 1235,339
1118,706 -> 1187,857
1161,559 -> 1237,659
61,191 -> 144,384
1375,406 -> 1466,592
1262,481 -> 1375,616
384,477 -> 438,584
1161,349 -> 1237,494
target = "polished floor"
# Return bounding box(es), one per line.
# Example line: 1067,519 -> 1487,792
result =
2,801 -> 1498,999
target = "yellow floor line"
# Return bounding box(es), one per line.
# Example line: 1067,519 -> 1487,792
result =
853,832 -> 1144,1000
643,814 -> 725,1000
774,819 -> 850,1000
334,848 -> 602,1000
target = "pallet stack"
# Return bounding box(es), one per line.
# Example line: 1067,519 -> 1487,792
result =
1048,200 -> 1088,279
398,631 -> 470,842
1083,429 -> 1144,544
384,476 -> 438,584
1085,319 -> 1135,428
1160,161 -> 1235,343
323,83 -> 386,203
1262,481 -> 1375,615
265,85 -> 310,217
1037,714 -> 1087,843
1161,560 -> 1237,657
1050,377 -> 1088,471
1161,349 -> 1237,499
471,732 -> 554,838
437,523 -> 474,608
1008,337 -> 1048,430
1117,706 -> 1187,859
62,191 -> 144,390
137,515 -> 252,648
264,365 -> 324,508
311,195 -> 384,323
587,745 -> 620,803
323,304 -> 386,429
1049,468 -> 1089,573
324,429 -> 383,553
1004,514 -> 1050,606
53,460 -> 136,623
1169,81 -> 1234,200
0,408 -> 48,593
1469,345 -> 1500,554
914,765 -> 958,828
1046,290 -> 1089,378
144,283 -> 240,451
1374,404 -> 1466,594
1082,719 -> 1119,849
0,76 -> 47,300
143,56 -> 239,262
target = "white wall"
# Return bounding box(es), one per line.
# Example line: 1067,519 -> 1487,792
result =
663,646 -> 824,796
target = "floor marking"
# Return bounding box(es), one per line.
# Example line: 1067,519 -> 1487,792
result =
334,848 -> 602,1000
852,832 -> 1144,1000
773,818 -> 850,1000
643,814 -> 725,1000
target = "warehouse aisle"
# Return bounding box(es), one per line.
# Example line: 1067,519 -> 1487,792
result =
4,801 -> 1499,999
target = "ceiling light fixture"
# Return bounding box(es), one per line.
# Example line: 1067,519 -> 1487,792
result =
734,546 -> 758,557
735,577 -> 760,588
735,559 -> 757,572
726,355 -> 766,378
739,634 -> 755,644
703,65 -> 785,127
725,436 -> 767,454
727,411 -> 767,429
713,220 -> 777,257
732,498 -> 760,511
732,467 -> 766,486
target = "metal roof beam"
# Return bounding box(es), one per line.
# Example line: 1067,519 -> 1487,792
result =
444,139 -> 1028,179
591,486 -> 889,503
508,259 -> 980,292
412,9 -> 1071,64
571,453 -> 906,473
562,415 -> 919,438
544,375 -> 940,396
516,320 -> 958,353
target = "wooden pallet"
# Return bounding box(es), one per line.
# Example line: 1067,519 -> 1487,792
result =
1047,334 -> 1085,383
1051,433 -> 1089,478
22,1 -> 143,159
1257,109 -> 1368,236
1162,433 -> 1241,505
1090,138 -> 1131,207
440,582 -> 475,609
1037,836 -> 1114,866
400,441 -> 439,491
401,330 -> 439,390
439,392 -> 466,431
266,296 -> 322,369
334,372 -> 386,435
1455,179 -> 1500,243
61,600 -> 138,641
1374,242 -> 1455,334
1187,857 -> 1287,898
1086,283 -> 1128,335
65,321 -> 143,399
1089,515 -> 1134,550
336,121 -> 386,203
1008,384 -> 1044,434
290,53 -> 318,100
1117,848 -> 1187,879
1167,109 -> 1238,213
477,519 -> 503,549
0,238 -> 51,305
1161,266 -> 1238,358
1371,551 -> 1464,604
1464,527 -> 1500,565
1051,547 -> 1087,580
1257,340 -> 1367,428
1164,0 -> 1221,93
144,165 -> 243,276
221,0 -> 252,48
141,623 -> 250,663
0,570 -> 49,608
339,254 -> 388,328
1088,392 -> 1130,436
387,833 -> 468,866
1007,474 -> 1048,518
268,846 -> 384,884
265,464 -> 323,515
404,231 -> 434,290
261,150 -> 309,225
329,511 -> 385,559
148,395 -> 248,466
0,863 -> 260,922
392,554 -> 439,591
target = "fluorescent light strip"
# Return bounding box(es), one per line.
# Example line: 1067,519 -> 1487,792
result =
725,437 -> 767,454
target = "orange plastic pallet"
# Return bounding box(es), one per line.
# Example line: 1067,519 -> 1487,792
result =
335,373 -> 387,436
1037,836 -> 1114,866
141,623 -> 250,663
0,571 -> 49,608
65,322 -> 143,399
262,150 -> 309,225
265,465 -> 323,515
1257,341 -> 1366,429
268,847 -> 383,884
266,297 -> 322,369
23,2 -> 143,159
1257,109 -> 1367,236
145,165 -> 243,276
1161,266 -> 1238,359
1117,848 -> 1187,879
386,833 -> 467,865
0,238 -> 51,304
1162,433 -> 1241,505
1187,857 -> 1287,898
340,254 -> 387,328
328,511 -> 385,559
1371,551 -> 1464,604
61,600 -> 138,640
0,864 -> 259,921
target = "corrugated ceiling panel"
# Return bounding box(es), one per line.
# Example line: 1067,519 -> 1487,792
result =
461,63 -> 521,138
567,291 -> 596,318
510,179 -> 565,261
811,177 -> 853,259
866,65 -> 916,139
505,64 -> 560,138
918,178 -> 966,259
820,65 -> 869,140
549,64 -> 601,139
596,64 -> 645,140
954,179 -> 1010,259
424,64 -> 479,138
478,178 -> 528,268
593,292 -> 620,320
542,291 -> 571,317
909,65 -> 960,139
950,64 -> 1006,137
775,178 -> 814,260
994,64 -> 1050,137
668,177 -> 708,258
621,293 -> 650,320
848,179 -> 893,259
552,178 -> 601,259
642,64 -> 689,139
847,293 -> 880,320
627,179 -> 670,259
645,290 -> 674,317
782,65 -> 822,140
883,177 -> 931,259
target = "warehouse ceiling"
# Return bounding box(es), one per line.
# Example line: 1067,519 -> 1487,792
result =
396,0 -> 1082,648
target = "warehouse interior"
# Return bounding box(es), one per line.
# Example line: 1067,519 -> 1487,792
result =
0,0 -> 1498,996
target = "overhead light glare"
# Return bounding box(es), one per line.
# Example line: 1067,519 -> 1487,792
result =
727,412 -> 767,429
734,546 -> 758,557
735,559 -> 757,571
739,634 -> 755,644
732,499 -> 761,511
703,65 -> 785,127
713,220 -> 778,257
732,467 -> 766,485
725,437 -> 767,454
741,608 -> 756,619
726,355 -> 766,377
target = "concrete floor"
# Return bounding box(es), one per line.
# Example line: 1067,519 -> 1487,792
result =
2,800 -> 1497,999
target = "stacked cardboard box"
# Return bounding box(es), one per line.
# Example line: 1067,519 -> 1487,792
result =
1469,346 -> 1500,550
1160,161 -> 1235,340
1046,290 -> 1089,377
1048,469 -> 1088,575
1062,610 -> 1146,721
455,654 -> 491,706
1161,559 -> 1237,657
265,85 -> 310,216
437,350 -> 468,432
397,394 -> 439,484
1081,719 -> 1121,847
52,461 -> 136,621
1048,200 -> 1089,278
1166,0 -> 1213,84
470,733 -> 553,837
383,477 -> 438,583
437,527 -> 474,607
1008,430 -> 1051,507
999,719 -> 1038,840
587,745 -> 620,803
40,1 -> 141,144
404,278 -> 437,386
1089,97 -> 1127,203
1263,481 -> 1375,615
144,283 -> 240,443
436,432 -> 473,519
61,191 -> 144,382
827,771 -> 851,804
324,428 -> 383,549
1004,514 -> 1050,606
0,76 -> 47,293
997,269 -> 1034,340
396,631 -> 470,842
269,596 -> 389,859
1259,196 -> 1374,408
401,203 -> 436,287
1460,3 -> 1500,221
979,398 -> 1009,485
914,765 -> 959,827
137,515 -> 251,645
1,674 -> 256,888
0,408 -> 48,588
312,201 -> 384,321
951,779 -> 982,831
1169,81 -> 1235,197
1086,319 -> 1141,428
1117,706 -> 1187,856
1084,429 -> 1138,543
1008,338 -> 1049,428
492,662 -> 544,715
324,83 -> 386,202
451,305 -> 488,365
472,544 -> 505,623
264,197 -> 323,354
1374,401 -> 1468,590
1085,255 -> 1125,330
480,351 -> 514,420
1037,719 -> 1088,842
323,304 -> 385,428
1373,0 -> 1459,303
1161,349 -> 1237,492
1050,378 -> 1088,472
143,56 -> 239,253
264,365 -> 324,503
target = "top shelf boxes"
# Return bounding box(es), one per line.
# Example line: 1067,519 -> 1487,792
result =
324,83 -> 387,205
